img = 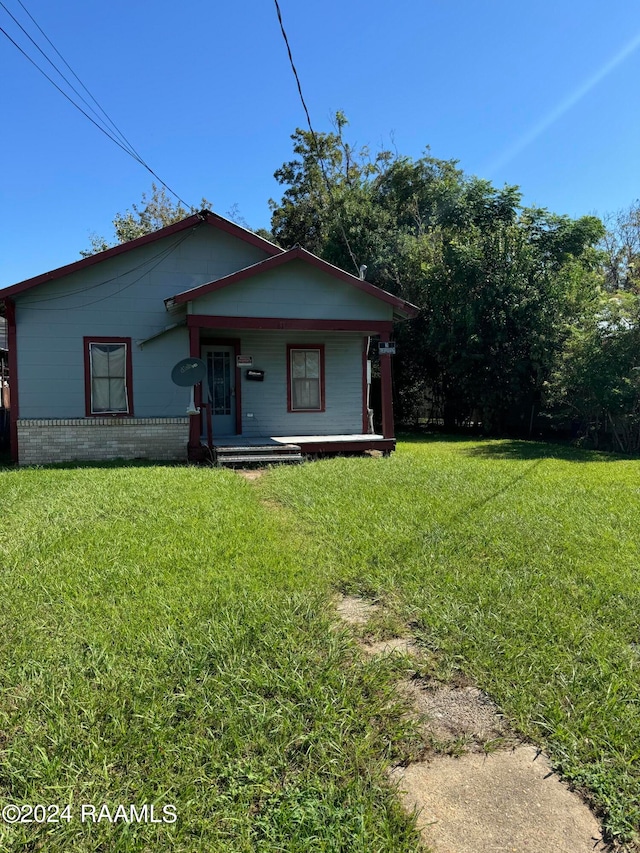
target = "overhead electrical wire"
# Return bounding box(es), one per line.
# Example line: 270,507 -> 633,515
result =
272,0 -> 360,275
0,1 -> 192,209
13,0 -> 145,163
0,0 -> 140,163
22,229 -> 197,310
0,25 -> 140,161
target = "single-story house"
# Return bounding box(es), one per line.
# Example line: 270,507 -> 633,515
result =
0,211 -> 418,465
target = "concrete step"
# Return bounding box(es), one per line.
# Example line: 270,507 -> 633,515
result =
215,444 -> 301,455
216,452 -> 303,467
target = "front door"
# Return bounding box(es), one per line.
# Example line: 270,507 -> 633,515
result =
202,346 -> 236,435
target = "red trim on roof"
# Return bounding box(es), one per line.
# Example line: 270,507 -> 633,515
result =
202,211 -> 281,257
0,211 -> 282,299
165,246 -> 419,318
187,315 -> 394,333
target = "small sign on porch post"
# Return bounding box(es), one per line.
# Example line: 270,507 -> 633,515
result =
378,341 -> 396,355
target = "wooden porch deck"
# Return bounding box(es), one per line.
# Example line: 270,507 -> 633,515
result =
193,433 -> 395,465
211,433 -> 395,454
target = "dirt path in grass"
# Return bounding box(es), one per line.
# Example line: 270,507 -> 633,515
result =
337,595 -> 611,853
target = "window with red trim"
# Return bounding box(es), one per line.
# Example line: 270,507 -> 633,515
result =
84,337 -> 133,415
287,345 -> 325,412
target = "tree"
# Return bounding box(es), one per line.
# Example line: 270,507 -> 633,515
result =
81,184 -> 213,257
544,290 -> 640,452
600,200 -> 640,292
269,115 -> 605,434
269,112 -> 396,271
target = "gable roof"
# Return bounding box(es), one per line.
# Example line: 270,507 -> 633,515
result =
164,246 -> 419,320
0,211 -> 283,300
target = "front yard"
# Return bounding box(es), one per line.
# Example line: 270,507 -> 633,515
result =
0,438 -> 638,850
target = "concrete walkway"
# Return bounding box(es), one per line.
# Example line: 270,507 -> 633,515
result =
336,596 -> 612,853
392,746 -> 606,853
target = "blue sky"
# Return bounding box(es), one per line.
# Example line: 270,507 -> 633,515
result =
2,0 -> 640,285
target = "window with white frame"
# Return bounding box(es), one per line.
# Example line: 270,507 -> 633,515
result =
288,345 -> 324,412
85,339 -> 132,415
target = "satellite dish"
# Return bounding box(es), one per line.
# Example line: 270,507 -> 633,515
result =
171,357 -> 207,416
171,357 -> 206,387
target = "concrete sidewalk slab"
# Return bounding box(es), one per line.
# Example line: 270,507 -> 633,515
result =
391,745 -> 607,853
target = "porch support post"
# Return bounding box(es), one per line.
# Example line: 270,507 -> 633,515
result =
362,336 -> 370,434
6,299 -> 19,464
379,332 -> 394,440
188,324 -> 201,457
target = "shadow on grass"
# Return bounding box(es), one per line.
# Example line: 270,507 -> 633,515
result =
455,457 -> 546,519
397,431 -> 634,463
396,431 -> 479,446
460,439 -> 633,463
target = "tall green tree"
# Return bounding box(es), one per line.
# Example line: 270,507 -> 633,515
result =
269,115 -> 605,433
545,290 -> 640,451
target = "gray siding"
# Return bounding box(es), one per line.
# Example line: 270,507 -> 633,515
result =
15,225 -> 270,418
192,260 -> 393,321
219,330 -> 365,437
12,225 -> 388,433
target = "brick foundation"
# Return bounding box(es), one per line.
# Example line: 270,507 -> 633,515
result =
16,418 -> 190,465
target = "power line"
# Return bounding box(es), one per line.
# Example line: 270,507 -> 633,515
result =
22,229 -> 197,309
273,0 -> 316,151
0,25 -> 137,160
272,0 -> 360,274
14,0 -> 145,163
0,0 -> 140,163
0,3 -> 191,209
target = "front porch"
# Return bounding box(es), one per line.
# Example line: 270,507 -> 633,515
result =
184,317 -> 399,464
192,432 -> 396,466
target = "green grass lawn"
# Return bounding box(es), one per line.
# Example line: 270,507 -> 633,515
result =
0,438 -> 639,850
263,437 -> 640,845
0,464 -> 418,852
